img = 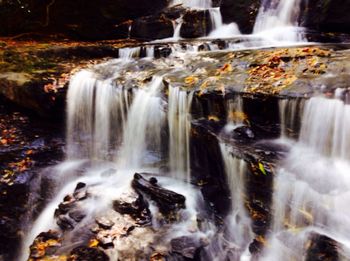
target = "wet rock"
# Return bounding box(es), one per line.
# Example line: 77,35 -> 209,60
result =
68,209 -> 86,222
29,230 -> 62,259
171,236 -> 200,259
132,173 -> 186,218
56,200 -> 76,216
301,0 -> 350,34
95,217 -> 115,230
212,39 -> 228,50
75,182 -> 86,191
190,122 -> 231,216
180,10 -> 212,38
306,234 -> 339,261
69,246 -> 109,261
220,0 -> 260,34
73,189 -> 88,201
113,193 -> 152,225
154,45 -> 172,59
232,126 -> 255,141
96,234 -> 114,249
198,43 -> 211,52
57,215 -> 75,231
131,15 -> 174,41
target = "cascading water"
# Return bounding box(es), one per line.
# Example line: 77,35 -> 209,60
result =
262,96 -> 350,260
20,53 -> 218,260
279,98 -> 304,139
219,144 -> 253,259
168,86 -> 194,181
117,76 -> 165,168
253,0 -> 305,42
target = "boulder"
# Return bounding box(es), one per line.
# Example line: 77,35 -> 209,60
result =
131,173 -> 186,218
220,0 -> 260,34
180,10 -> 212,38
301,0 -> 350,34
130,15 -> 174,41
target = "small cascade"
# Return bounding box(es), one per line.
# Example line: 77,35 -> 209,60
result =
262,97 -> 350,260
117,76 -> 165,168
168,86 -> 194,181
220,144 -> 252,252
279,98 -> 304,139
224,95 -> 245,133
172,15 -> 184,40
67,70 -> 128,161
253,0 -> 305,42
300,97 -> 350,159
204,143 -> 253,260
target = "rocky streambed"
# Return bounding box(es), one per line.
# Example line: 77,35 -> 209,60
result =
1,39 -> 350,260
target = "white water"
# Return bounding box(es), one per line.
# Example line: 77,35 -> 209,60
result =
170,0 -> 212,9
117,76 -> 165,168
253,0 -> 305,42
220,144 -> 253,258
21,55 -> 216,260
279,98 -> 304,139
262,97 -> 350,260
168,86 -> 194,181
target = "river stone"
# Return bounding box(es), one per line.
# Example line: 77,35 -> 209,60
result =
57,215 -> 75,231
68,209 -> 86,222
96,217 -> 114,229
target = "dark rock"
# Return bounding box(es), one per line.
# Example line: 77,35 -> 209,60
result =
154,45 -> 172,59
75,182 -> 86,191
232,126 -> 255,141
57,215 -> 75,231
301,0 -> 350,34
73,190 -> 88,201
96,234 -> 114,249
131,15 -> 174,41
69,246 -> 109,261
190,122 -> 231,216
212,39 -> 228,50
113,193 -> 152,225
249,238 -> 264,254
198,43 -> 211,52
68,209 -> 86,222
132,173 -> 186,217
30,230 -> 62,259
220,0 -> 260,34
56,200 -> 75,216
306,234 -> 339,261
180,10 -> 212,38
95,217 -> 115,229
171,236 -> 200,259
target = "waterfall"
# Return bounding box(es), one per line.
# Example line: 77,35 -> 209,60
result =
168,86 -> 194,181
279,98 -> 304,139
67,70 -> 129,161
253,0 -> 305,42
220,144 -> 252,247
300,97 -> 350,159
117,76 -> 165,168
262,97 -> 350,260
